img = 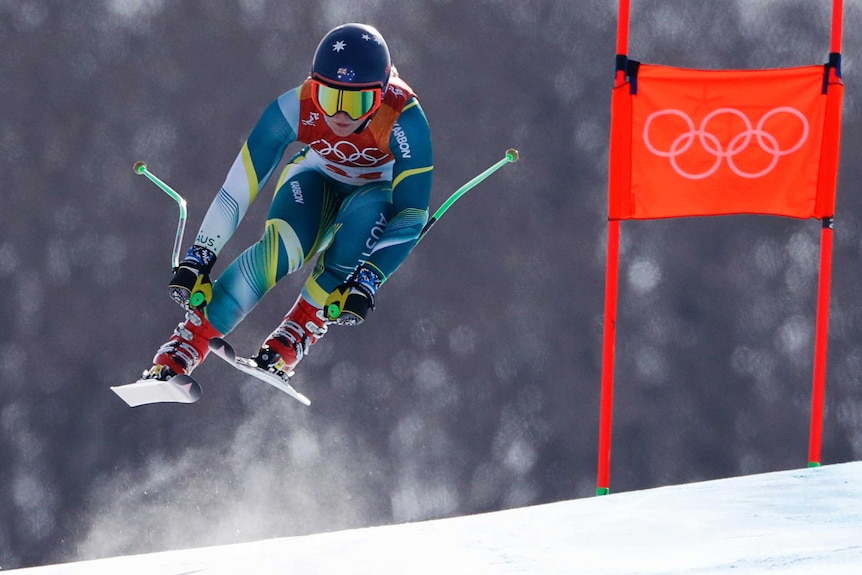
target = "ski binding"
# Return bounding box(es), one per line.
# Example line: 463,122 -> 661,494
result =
208,337 -> 311,406
111,374 -> 202,407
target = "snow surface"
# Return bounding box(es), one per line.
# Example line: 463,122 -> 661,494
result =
5,462 -> 861,574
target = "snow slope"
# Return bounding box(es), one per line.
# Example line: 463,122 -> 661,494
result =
5,462 -> 861,574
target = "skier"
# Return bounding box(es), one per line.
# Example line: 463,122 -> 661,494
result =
142,23 -> 433,385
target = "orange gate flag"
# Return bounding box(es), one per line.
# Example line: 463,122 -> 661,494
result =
609,63 -> 843,220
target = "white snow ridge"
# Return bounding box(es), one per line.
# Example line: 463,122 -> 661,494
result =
5,462 -> 862,574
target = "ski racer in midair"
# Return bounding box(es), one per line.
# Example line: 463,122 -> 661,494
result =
143,23 -> 434,384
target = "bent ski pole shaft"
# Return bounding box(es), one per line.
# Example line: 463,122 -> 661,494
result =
374,148 -> 518,294
134,161 -> 188,269
326,149 -> 519,321
418,148 -> 519,243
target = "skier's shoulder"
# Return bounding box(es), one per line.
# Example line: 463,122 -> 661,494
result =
273,83 -> 305,121
384,68 -> 418,108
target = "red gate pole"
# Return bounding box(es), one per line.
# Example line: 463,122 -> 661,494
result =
596,0 -> 631,497
597,220 -> 621,495
831,0 -> 843,54
807,0 -> 843,468
808,219 -> 834,466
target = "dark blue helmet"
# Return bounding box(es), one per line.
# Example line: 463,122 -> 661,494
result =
312,23 -> 391,89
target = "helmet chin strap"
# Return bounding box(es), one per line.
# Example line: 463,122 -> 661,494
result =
354,115 -> 375,134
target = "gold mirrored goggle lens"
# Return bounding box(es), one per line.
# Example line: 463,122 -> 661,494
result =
314,83 -> 380,120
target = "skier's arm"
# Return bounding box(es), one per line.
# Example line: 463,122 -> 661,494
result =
362,98 -> 433,281
193,90 -> 299,256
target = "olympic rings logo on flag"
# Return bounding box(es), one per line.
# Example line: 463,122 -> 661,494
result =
642,107 -> 810,180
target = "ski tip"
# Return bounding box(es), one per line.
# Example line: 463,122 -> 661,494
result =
111,374 -> 202,407
209,337 -> 236,361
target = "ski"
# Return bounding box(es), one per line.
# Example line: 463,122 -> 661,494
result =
208,337 -> 311,406
111,374 -> 202,407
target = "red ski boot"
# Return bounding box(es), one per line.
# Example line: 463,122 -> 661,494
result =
144,309 -> 222,381
252,296 -> 328,377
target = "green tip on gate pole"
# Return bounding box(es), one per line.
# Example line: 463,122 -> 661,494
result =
134,161 -> 188,270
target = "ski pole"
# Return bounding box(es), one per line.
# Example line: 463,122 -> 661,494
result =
325,149 -> 519,321
134,161 -> 188,270
417,148 -> 519,244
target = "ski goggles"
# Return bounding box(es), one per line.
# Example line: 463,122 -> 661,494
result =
311,81 -> 383,121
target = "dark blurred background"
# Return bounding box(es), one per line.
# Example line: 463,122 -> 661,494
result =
2,0 -> 861,569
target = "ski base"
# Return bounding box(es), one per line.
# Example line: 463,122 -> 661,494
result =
209,337 -> 311,406
111,374 -> 201,407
